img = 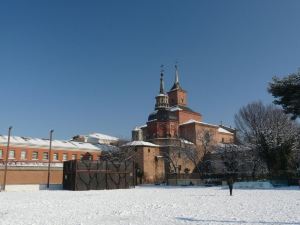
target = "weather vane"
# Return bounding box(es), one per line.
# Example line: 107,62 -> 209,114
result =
160,64 -> 164,73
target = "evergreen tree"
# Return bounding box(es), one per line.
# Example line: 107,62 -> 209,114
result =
268,71 -> 300,120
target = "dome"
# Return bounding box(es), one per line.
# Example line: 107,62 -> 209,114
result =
148,109 -> 177,122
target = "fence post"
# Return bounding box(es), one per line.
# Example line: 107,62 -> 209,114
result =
105,160 -> 108,190
132,161 -> 135,188
124,160 -> 127,189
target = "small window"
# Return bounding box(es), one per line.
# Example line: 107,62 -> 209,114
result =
9,150 -> 15,159
43,152 -> 49,160
0,149 -> 3,159
32,151 -> 38,160
53,153 -> 58,161
178,152 -> 181,158
62,153 -> 68,161
20,150 -> 27,160
148,148 -> 150,153
71,154 -> 77,160
222,138 -> 224,143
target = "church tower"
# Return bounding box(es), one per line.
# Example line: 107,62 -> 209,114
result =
168,65 -> 187,107
155,71 -> 169,110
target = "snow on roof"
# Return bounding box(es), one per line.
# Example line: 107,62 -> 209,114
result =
133,125 -> 147,131
122,141 -> 159,147
180,119 -> 218,127
169,106 -> 183,112
88,133 -> 119,141
180,139 -> 195,145
218,127 -> 233,134
0,135 -> 103,151
157,93 -> 167,97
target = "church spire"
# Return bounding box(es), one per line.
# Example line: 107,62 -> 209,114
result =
175,64 -> 179,85
155,65 -> 169,110
159,67 -> 165,94
170,64 -> 182,90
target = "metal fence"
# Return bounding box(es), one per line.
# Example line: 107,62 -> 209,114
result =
166,172 -> 300,186
63,160 -> 135,191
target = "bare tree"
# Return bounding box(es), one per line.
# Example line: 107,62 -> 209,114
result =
235,101 -> 299,177
182,129 -> 216,176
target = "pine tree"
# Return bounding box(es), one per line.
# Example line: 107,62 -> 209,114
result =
268,71 -> 300,120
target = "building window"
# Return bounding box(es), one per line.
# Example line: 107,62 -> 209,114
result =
53,153 -> 58,161
62,153 -> 68,161
43,152 -> 49,160
0,149 -> 3,159
80,154 -> 83,160
20,150 -> 27,160
71,154 -> 77,160
148,148 -> 150,153
222,138 -> 224,143
32,151 -> 38,160
9,150 -> 15,159
178,152 -> 181,158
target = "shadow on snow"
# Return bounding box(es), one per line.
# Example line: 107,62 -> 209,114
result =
176,217 -> 300,224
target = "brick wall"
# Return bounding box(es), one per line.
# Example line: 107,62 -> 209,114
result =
168,89 -> 187,107
0,167 -> 63,185
177,110 -> 202,124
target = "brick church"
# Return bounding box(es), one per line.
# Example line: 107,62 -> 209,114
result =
123,66 -> 235,183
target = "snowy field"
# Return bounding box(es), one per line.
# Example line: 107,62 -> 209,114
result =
0,186 -> 300,225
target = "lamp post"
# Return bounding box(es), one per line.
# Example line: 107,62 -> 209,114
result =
47,129 -> 54,189
2,126 -> 12,191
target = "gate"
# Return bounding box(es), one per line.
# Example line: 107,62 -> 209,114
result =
63,160 -> 135,191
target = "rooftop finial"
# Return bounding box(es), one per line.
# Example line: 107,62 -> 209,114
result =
175,62 -> 179,85
170,62 -> 181,90
160,65 -> 165,94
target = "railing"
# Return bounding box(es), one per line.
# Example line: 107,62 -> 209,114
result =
166,172 -> 300,186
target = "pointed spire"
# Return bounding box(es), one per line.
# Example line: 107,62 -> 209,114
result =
159,65 -> 165,94
155,65 -> 169,110
170,63 -> 182,90
175,64 -> 179,85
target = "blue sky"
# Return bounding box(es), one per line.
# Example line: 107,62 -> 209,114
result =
0,0 -> 300,140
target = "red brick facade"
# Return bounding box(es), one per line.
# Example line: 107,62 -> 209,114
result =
131,68 -> 235,183
0,145 -> 100,163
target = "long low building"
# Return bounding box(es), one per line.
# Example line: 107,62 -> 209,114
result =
0,135 -> 104,162
0,133 -> 119,190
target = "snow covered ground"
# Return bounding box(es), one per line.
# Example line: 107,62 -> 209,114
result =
0,186 -> 300,225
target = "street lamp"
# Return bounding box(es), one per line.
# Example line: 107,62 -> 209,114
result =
2,126 -> 12,191
47,129 -> 54,189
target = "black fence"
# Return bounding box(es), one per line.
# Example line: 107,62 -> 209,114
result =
166,172 -> 300,186
63,160 -> 135,191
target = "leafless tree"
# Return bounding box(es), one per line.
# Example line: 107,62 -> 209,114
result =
182,129 -> 216,176
161,146 -> 183,174
235,101 -> 299,177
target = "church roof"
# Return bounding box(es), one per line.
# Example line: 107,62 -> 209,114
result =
180,120 -> 234,134
148,108 -> 177,121
170,105 -> 200,115
218,127 -> 233,134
